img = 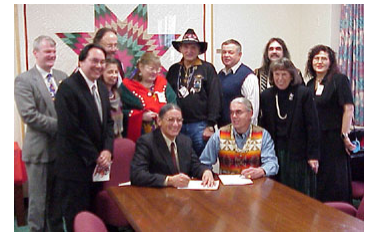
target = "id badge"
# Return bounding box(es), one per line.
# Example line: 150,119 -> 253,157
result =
316,84 -> 324,96
179,86 -> 189,98
156,91 -> 167,103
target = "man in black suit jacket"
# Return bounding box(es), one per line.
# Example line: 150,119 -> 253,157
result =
49,44 -> 114,231
130,104 -> 214,188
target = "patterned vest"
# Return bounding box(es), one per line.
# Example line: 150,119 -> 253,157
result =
218,124 -> 263,174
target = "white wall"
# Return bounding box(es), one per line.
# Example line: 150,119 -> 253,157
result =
14,4 -> 342,145
212,4 -> 341,81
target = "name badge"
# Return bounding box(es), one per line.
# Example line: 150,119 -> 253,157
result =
316,84 -> 324,96
156,91 -> 167,103
179,86 -> 189,98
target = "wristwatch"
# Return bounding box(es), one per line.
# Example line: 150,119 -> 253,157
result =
341,132 -> 349,140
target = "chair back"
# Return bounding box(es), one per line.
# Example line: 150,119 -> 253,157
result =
74,211 -> 107,232
324,202 -> 357,217
356,197 -> 364,221
104,138 -> 135,188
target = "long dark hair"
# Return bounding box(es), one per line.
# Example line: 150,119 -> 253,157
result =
305,44 -> 339,81
260,38 -> 291,73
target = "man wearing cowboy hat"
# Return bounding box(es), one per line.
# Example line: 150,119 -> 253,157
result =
167,28 -> 222,157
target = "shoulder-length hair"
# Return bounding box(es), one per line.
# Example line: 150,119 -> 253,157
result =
305,44 -> 339,81
132,52 -> 161,82
260,38 -> 291,73
100,57 -> 121,90
269,57 -> 302,87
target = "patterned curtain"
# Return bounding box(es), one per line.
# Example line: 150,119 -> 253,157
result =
338,4 -> 364,126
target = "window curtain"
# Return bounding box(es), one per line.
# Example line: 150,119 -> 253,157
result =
338,4 -> 364,126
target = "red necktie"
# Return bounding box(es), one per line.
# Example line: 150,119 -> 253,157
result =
171,142 -> 179,173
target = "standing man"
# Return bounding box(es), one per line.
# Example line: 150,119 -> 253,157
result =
254,38 -> 291,93
93,27 -> 125,83
130,103 -> 214,187
14,35 -> 68,231
49,44 -> 114,231
219,39 -> 259,126
200,97 -> 279,179
167,28 -> 222,156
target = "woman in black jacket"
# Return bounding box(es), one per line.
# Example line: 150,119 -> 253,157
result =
259,58 -> 320,198
306,45 -> 355,202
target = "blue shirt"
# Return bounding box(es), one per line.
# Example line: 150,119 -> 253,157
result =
199,125 -> 279,176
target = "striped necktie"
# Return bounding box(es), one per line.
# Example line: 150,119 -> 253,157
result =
171,142 -> 179,173
46,73 -> 56,99
92,85 -> 103,123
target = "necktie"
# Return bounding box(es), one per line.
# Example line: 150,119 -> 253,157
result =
46,74 -> 56,99
170,142 -> 179,173
92,85 -> 103,123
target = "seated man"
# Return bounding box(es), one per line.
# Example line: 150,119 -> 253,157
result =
200,97 -> 279,179
130,103 -> 214,187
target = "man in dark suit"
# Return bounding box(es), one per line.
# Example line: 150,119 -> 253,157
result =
49,44 -> 114,231
130,103 -> 214,188
14,35 -> 68,231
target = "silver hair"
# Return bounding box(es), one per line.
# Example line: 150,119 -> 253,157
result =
230,97 -> 253,112
33,35 -> 56,51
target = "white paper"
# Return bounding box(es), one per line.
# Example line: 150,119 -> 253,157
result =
218,174 -> 253,185
118,181 -> 131,186
92,164 -> 111,182
177,180 -> 220,190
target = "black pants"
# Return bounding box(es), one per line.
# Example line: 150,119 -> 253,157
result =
48,177 -> 102,231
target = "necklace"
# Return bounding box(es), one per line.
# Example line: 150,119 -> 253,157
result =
275,94 -> 287,120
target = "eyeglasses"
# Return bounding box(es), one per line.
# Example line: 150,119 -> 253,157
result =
144,65 -> 161,74
164,117 -> 184,124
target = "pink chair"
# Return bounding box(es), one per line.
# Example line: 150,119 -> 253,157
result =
74,211 -> 107,232
352,181 -> 364,199
325,201 -> 357,217
325,197 -> 364,221
94,138 -> 135,228
356,197 -> 364,220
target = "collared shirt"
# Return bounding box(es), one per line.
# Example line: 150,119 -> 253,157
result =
161,132 -> 180,170
36,64 -> 58,93
220,61 -> 260,125
79,69 -> 100,98
161,132 -> 180,186
199,125 -> 279,176
221,61 -> 242,76
179,57 -> 202,67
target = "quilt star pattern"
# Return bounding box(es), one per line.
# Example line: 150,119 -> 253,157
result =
56,4 -> 181,76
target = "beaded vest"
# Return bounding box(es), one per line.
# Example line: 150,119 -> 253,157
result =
218,124 -> 263,174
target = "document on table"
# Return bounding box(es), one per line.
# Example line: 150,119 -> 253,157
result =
218,174 -> 253,185
118,181 -> 131,186
177,180 -> 220,190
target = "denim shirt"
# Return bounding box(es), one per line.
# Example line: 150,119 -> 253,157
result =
199,125 -> 279,176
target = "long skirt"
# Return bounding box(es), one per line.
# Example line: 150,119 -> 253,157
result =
317,129 -> 352,203
276,149 -> 317,198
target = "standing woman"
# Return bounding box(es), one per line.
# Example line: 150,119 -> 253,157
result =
306,45 -> 356,202
100,57 -> 124,138
119,52 -> 177,142
259,58 -> 320,198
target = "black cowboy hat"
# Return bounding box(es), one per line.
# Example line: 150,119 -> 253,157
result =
172,28 -> 208,55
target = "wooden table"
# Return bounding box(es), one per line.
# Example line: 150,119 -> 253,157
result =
108,178 -> 364,231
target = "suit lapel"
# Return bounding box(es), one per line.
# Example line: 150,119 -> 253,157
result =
75,72 -> 103,127
31,67 -> 57,117
154,129 -> 178,174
